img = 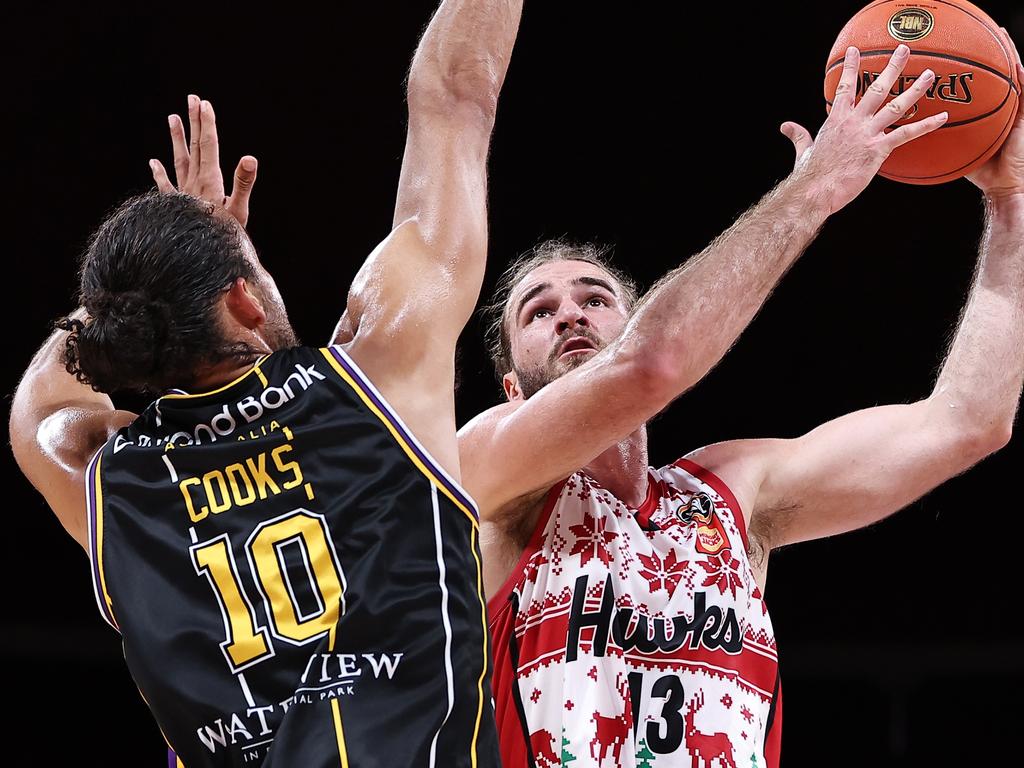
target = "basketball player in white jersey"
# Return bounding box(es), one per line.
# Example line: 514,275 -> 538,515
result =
461,43 -> 1024,768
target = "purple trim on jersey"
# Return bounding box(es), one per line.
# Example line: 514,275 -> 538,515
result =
86,449 -> 119,631
327,346 -> 478,518
167,748 -> 176,768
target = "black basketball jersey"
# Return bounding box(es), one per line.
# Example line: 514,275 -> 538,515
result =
85,345 -> 499,768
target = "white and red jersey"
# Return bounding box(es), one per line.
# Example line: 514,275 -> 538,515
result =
489,458 -> 781,768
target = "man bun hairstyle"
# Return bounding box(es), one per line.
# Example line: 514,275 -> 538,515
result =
482,238 -> 639,381
60,191 -> 259,394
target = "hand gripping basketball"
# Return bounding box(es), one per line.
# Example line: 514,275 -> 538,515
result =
781,45 -> 947,215
149,94 -> 258,229
968,30 -> 1024,200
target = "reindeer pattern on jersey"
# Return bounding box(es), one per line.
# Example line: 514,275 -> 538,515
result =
498,459 -> 778,768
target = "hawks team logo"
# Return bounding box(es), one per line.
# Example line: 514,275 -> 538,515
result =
676,491 -> 731,555
676,491 -> 714,524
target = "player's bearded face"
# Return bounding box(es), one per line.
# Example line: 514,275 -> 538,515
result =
505,261 -> 629,400
255,276 -> 299,350
229,217 -> 299,350
262,294 -> 299,350
239,239 -> 299,350
512,325 -> 608,398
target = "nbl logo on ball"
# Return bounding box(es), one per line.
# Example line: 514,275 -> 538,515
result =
888,8 -> 934,42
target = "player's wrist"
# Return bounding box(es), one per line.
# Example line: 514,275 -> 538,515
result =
983,189 -> 1024,223
982,188 -> 1024,204
781,169 -> 833,227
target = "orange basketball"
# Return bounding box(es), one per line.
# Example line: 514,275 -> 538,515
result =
824,0 -> 1020,185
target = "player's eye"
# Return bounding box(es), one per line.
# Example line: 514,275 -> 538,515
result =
531,308 -> 552,321
587,297 -> 607,308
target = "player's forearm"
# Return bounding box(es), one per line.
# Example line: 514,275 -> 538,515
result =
614,171 -> 830,396
407,0 -> 523,119
385,0 -> 522,338
930,193 -> 1024,446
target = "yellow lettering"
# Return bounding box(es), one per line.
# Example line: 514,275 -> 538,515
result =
246,453 -> 281,499
179,477 -> 206,522
181,443 -> 304,526
226,463 -> 257,507
193,538 -> 271,667
249,514 -> 342,641
272,445 -> 304,490
203,470 -> 232,515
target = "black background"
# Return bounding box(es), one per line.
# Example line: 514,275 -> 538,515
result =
7,2 -> 1024,765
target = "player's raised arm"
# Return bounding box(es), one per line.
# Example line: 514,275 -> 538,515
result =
9,308 -> 137,549
691,60 -> 1024,560
9,97 -> 255,551
335,0 -> 522,476
460,45 -> 950,516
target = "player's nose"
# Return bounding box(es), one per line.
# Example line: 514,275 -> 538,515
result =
555,301 -> 589,334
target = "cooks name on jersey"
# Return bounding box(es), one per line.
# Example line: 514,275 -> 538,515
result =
566,574 -> 742,660
196,652 -> 404,759
112,362 -> 326,452
178,436 -> 314,523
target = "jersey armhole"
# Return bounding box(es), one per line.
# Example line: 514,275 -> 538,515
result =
672,457 -> 750,550
85,447 -> 120,632
319,344 -> 481,527
485,479 -> 568,622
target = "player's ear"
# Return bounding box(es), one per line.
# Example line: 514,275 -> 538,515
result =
224,277 -> 267,330
502,370 -> 523,402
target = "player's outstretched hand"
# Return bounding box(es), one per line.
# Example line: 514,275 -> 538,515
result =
149,95 -> 258,229
968,29 -> 1023,200
780,45 -> 947,215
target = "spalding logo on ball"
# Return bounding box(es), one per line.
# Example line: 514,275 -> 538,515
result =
824,0 -> 1020,185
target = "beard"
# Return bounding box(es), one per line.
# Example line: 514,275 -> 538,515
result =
513,327 -> 605,399
263,298 -> 300,350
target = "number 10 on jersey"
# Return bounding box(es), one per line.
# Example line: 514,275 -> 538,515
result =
190,509 -> 347,671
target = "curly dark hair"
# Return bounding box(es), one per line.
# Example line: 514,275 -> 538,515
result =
481,238 -> 639,381
60,191 -> 262,394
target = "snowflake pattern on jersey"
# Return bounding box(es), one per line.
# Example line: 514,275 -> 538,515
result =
696,551 -> 744,599
494,459 -> 779,768
569,510 -> 620,567
636,550 -> 689,597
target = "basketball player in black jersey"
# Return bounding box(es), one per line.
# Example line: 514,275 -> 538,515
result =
10,2 -> 521,766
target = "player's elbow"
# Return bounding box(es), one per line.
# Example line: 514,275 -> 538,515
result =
927,394 -> 1014,464
955,419 -> 1012,465
976,420 -> 1013,456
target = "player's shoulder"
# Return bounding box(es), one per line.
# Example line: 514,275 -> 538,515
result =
265,344 -> 329,367
257,344 -> 354,388
658,440 -> 778,525
653,444 -> 740,496
668,440 -> 777,478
